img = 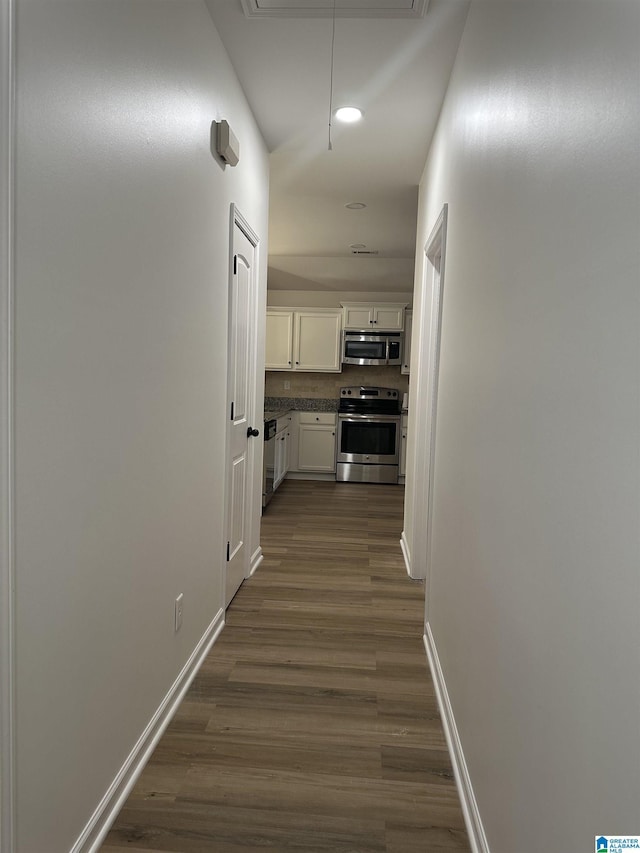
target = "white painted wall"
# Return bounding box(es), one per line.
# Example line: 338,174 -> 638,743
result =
13,1 -> 268,850
411,2 -> 640,850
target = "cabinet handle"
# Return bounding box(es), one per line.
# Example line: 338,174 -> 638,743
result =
295,361 -> 299,365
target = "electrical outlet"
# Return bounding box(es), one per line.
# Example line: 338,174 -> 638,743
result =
284,380 -> 291,390
174,593 -> 184,632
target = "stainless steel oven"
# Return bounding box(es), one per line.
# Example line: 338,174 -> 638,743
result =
336,387 -> 401,484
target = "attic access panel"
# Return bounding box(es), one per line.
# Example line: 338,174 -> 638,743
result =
241,0 -> 428,18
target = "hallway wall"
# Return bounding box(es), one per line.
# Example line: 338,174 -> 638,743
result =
412,1 -> 640,851
13,1 -> 268,850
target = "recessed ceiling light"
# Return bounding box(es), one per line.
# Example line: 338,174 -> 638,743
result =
335,106 -> 363,123
345,202 -> 366,210
350,243 -> 366,249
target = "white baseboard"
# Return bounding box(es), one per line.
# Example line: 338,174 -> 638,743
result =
423,624 -> 490,853
400,530 -> 412,577
249,545 -> 263,577
400,530 -> 425,580
72,608 -> 225,853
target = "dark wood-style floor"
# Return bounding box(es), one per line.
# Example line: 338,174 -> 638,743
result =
101,480 -> 470,853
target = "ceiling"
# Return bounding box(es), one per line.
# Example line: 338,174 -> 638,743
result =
205,0 -> 470,292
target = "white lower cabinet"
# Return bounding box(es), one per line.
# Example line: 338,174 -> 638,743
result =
399,414 -> 408,477
297,412 -> 337,473
273,415 -> 291,490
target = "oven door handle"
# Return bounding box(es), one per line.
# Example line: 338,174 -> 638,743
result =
338,414 -> 401,422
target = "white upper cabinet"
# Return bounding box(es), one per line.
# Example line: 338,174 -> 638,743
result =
265,308 -> 342,372
342,304 -> 374,330
295,311 -> 342,371
265,310 -> 294,369
401,309 -> 412,375
341,302 -> 406,331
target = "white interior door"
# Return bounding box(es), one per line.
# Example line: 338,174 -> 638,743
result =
225,213 -> 258,607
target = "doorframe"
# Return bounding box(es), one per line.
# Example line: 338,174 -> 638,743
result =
224,205 -> 261,605
422,204 -> 448,620
405,205 -> 448,608
0,0 -> 16,849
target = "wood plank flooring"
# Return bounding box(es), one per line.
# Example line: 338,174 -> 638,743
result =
101,480 -> 470,853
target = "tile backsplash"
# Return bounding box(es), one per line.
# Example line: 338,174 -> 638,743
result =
265,366 -> 409,399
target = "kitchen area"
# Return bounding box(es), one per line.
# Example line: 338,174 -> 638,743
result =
262,300 -> 412,509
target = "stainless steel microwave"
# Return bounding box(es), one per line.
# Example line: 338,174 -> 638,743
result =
342,331 -> 403,366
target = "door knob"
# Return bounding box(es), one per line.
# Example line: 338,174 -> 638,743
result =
247,427 -> 260,438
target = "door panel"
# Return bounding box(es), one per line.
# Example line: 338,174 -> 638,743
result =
228,454 -> 246,560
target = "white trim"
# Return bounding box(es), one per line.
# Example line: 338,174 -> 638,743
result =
243,206 -> 264,587
249,545 -> 263,577
400,531 -> 412,577
423,625 -> 490,853
0,0 -> 16,848
404,205 -> 448,591
224,205 -> 261,607
71,608 -> 225,853
232,204 -> 260,249
422,203 -> 448,620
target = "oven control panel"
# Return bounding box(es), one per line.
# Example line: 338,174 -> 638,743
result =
338,387 -> 401,416
340,386 -> 398,399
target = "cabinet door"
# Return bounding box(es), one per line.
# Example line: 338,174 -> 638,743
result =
265,310 -> 293,370
342,303 -> 405,331
373,305 -> 404,331
343,305 -> 373,330
399,416 -> 408,476
273,430 -> 287,489
283,427 -> 291,474
297,424 -> 336,472
294,311 -> 342,372
401,310 -> 412,374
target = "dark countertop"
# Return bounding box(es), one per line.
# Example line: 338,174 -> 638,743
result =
264,397 -> 338,417
264,408 -> 292,421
